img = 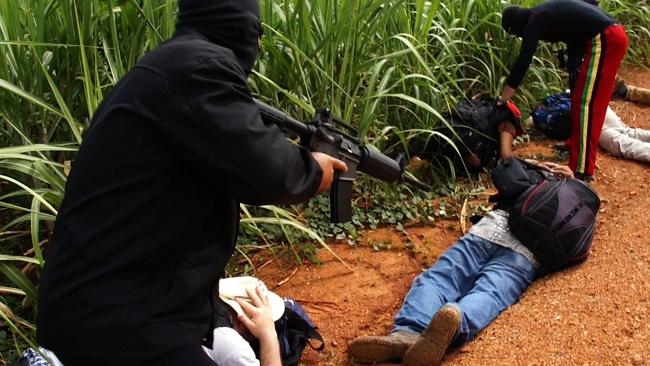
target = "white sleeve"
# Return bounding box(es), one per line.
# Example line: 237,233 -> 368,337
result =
211,327 -> 260,366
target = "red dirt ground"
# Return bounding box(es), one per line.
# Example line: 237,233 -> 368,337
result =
256,66 -> 650,366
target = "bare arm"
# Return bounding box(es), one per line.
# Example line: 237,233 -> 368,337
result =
498,121 -> 517,160
257,333 -> 281,366
236,287 -> 282,366
500,85 -> 518,102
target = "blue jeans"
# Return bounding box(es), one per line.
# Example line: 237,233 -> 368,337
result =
392,234 -> 537,344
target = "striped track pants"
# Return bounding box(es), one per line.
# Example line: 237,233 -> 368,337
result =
569,24 -> 628,175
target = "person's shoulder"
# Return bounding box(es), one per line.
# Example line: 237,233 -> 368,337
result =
137,31 -> 243,82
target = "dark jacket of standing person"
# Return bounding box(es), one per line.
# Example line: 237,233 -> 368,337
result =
37,1 -> 323,364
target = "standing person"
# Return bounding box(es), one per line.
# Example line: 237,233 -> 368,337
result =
36,1 -> 346,365
348,162 -> 575,366
499,0 -> 628,181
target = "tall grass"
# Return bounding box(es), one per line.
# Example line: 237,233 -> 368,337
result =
0,0 -> 648,360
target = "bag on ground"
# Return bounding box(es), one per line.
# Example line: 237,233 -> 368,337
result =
492,157 -> 600,271
274,298 -> 325,366
531,92 -> 572,140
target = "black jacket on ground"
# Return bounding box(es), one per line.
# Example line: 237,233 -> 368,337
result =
503,0 -> 616,88
36,2 -> 322,363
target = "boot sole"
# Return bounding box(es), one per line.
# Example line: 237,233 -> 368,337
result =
348,336 -> 412,364
403,305 -> 461,366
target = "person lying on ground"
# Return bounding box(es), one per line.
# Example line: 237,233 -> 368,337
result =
599,106 -> 650,163
612,78 -> 650,106
347,162 -> 575,366
35,0 -> 346,365
499,0 -> 628,181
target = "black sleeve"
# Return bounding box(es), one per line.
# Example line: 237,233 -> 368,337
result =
505,15 -> 544,89
162,56 -> 322,206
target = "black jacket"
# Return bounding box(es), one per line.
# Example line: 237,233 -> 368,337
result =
36,5 -> 322,364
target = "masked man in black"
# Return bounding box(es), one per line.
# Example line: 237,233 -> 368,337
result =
36,1 -> 346,365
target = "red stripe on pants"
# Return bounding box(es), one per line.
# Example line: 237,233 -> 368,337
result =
569,24 -> 628,175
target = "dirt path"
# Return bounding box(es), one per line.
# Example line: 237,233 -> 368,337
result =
256,66 -> 650,366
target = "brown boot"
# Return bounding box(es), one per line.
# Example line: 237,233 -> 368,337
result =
348,331 -> 419,364
403,304 -> 461,366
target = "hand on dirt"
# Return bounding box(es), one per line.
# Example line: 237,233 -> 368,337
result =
311,152 -> 348,193
235,286 -> 278,343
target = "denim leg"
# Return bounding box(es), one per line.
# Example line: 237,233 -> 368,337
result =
453,246 -> 538,343
392,234 -> 498,334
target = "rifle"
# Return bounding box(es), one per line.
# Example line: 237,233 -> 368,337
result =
254,99 -> 431,223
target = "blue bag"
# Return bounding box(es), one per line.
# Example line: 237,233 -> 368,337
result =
275,298 -> 325,366
532,92 -> 572,140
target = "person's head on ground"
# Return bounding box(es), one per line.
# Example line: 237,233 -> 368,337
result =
219,276 -> 284,340
176,0 -> 262,74
501,6 -> 531,37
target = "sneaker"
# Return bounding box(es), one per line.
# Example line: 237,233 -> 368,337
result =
612,79 -> 628,100
403,304 -> 461,366
348,331 -> 419,364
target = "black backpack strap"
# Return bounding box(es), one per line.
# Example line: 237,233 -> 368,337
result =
306,328 -> 325,351
491,157 -> 542,200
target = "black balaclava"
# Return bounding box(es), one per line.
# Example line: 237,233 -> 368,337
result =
502,6 -> 531,37
177,0 -> 262,75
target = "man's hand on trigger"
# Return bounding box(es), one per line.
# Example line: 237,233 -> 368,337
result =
311,152 -> 348,193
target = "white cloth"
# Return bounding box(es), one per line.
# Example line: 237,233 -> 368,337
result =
599,106 -> 650,163
469,209 -> 541,268
21,347 -> 64,366
203,327 -> 260,366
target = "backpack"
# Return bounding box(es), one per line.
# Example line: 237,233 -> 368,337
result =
532,92 -> 572,140
491,158 -> 600,271
275,298 -> 325,366
409,97 -> 521,173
